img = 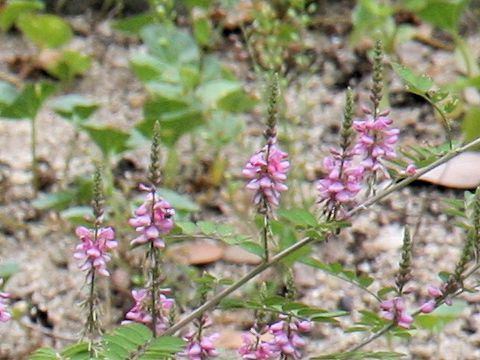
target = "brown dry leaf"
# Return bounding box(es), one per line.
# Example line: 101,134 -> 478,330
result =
222,245 -> 262,265
215,329 -> 244,349
167,240 -> 224,265
419,151 -> 480,189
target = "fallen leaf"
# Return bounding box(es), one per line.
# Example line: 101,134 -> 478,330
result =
419,151 -> 480,189
222,245 -> 262,265
168,240 -> 224,265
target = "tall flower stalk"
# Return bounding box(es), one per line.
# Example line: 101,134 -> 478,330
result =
73,166 -> 117,351
317,88 -> 363,219
126,121 -> 176,336
243,73 -> 290,260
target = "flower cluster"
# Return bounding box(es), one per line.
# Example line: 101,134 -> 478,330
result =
180,332 -> 220,360
73,226 -> 117,277
238,328 -> 278,360
420,285 -> 449,314
0,283 -> 11,323
317,154 -> 364,208
123,288 -> 174,335
129,184 -> 175,248
353,114 -> 399,174
239,318 -> 312,359
243,143 -> 290,207
380,297 -> 413,329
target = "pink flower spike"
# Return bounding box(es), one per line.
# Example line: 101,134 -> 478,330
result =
129,189 -> 175,249
243,143 -> 289,208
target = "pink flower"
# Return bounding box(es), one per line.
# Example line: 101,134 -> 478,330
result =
419,300 -> 436,314
268,319 -> 311,359
129,185 -> 175,248
74,226 -> 117,276
380,297 -> 413,329
179,332 -> 220,359
353,115 -> 399,175
123,288 -> 174,335
238,330 -> 279,359
317,155 -> 364,208
0,289 -> 11,323
243,143 -> 289,207
405,164 -> 417,176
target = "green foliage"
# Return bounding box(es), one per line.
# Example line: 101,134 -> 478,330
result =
0,81 -> 18,111
462,107 -> 480,147
51,95 -> 99,124
16,13 -> 72,48
408,0 -> 470,34
132,23 -> 256,147
45,50 -> 92,81
81,124 -> 131,157
221,295 -> 349,324
0,82 -> 57,120
28,324 -> 184,360
416,301 -> 466,332
0,261 -> 20,279
0,0 -> 44,31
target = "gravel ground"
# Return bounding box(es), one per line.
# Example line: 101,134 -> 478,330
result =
1,13 -> 480,360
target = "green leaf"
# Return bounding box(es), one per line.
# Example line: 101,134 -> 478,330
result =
141,336 -> 185,357
130,53 -> 169,83
61,342 -> 90,359
113,13 -> 156,36
462,107 -> 480,148
193,15 -> 212,46
195,79 -> 242,108
217,88 -> 256,112
0,0 -> 44,31
416,0 -> 469,33
391,63 -> 433,94
45,50 -> 91,81
416,301 -> 466,332
176,221 -> 198,235
51,94 -> 98,123
17,13 -> 72,48
138,96 -> 204,146
0,261 -> 20,279
103,324 -> 153,360
28,347 -> 57,360
1,82 -> 56,120
60,206 -> 94,225
140,23 -> 199,65
278,208 -> 317,227
32,191 -> 75,210
0,80 -> 18,110
240,241 -> 265,257
81,124 -> 131,156
157,188 -> 200,212
197,221 -> 217,235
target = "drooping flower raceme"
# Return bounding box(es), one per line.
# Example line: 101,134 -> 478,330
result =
129,184 -> 175,248
180,332 -> 220,360
353,115 -> 399,175
268,318 -> 312,359
380,297 -> 413,328
238,328 -> 279,360
74,226 -> 117,277
0,285 -> 11,323
243,143 -> 290,207
317,154 -> 364,209
123,288 -> 174,335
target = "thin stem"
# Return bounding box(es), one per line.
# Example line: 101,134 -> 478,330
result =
422,94 -> 453,149
160,136 -> 480,338
149,189 -> 160,337
347,137 -> 480,218
31,117 -> 39,195
162,235 -> 318,336
347,323 -> 395,353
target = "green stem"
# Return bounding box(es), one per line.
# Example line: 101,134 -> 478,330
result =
31,117 -> 39,195
158,136 -> 480,338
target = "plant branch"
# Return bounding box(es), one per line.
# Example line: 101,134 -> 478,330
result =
161,136 -> 480,338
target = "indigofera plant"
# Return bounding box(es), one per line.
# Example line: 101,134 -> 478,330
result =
26,40 -> 480,360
